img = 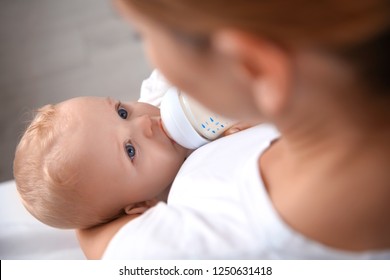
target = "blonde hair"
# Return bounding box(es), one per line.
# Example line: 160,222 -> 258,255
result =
13,104 -> 112,229
124,0 -> 390,93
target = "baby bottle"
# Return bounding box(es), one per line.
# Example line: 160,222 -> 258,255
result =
160,87 -> 233,149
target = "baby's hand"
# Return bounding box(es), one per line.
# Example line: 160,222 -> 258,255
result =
223,120 -> 261,136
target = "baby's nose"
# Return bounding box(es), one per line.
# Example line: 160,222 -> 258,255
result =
133,115 -> 153,137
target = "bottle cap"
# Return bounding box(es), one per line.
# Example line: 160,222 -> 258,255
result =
160,88 -> 210,149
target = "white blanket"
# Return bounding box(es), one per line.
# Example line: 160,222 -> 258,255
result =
0,180 -> 85,259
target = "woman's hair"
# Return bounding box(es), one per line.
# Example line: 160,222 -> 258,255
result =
123,0 -> 390,94
13,105 -> 114,229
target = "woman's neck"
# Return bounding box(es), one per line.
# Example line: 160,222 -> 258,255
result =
274,91 -> 390,180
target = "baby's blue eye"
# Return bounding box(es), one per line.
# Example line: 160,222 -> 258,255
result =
118,107 -> 128,119
125,143 -> 136,160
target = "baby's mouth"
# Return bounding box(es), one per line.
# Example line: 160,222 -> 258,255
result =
159,118 -> 176,144
159,118 -> 171,139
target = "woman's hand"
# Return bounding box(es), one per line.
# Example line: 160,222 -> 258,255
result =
223,120 -> 262,136
76,214 -> 140,259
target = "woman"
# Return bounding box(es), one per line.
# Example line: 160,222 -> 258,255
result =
78,0 -> 390,259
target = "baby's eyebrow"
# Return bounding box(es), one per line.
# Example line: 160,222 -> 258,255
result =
106,97 -> 120,113
106,97 -> 115,107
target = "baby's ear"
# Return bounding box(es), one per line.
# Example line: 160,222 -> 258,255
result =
124,199 -> 158,215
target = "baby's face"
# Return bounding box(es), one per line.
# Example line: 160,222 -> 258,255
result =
57,96 -> 188,219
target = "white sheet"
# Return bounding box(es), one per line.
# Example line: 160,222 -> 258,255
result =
0,180 -> 85,259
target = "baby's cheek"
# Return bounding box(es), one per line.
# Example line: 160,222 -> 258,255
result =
157,154 -> 182,179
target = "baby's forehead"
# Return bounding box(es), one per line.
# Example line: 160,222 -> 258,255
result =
57,97 -> 103,126
56,96 -> 114,152
58,96 -> 101,112
55,102 -> 81,129
53,99 -> 92,148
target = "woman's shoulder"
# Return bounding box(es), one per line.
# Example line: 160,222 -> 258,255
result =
261,139 -> 390,254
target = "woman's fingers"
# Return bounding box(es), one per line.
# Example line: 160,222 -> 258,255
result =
223,121 -> 261,136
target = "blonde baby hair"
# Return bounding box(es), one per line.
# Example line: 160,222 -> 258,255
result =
13,104 -> 111,229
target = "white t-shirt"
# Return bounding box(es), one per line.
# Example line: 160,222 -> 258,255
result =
103,124 -> 390,259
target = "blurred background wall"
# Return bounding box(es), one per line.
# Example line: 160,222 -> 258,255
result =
0,0 -> 151,182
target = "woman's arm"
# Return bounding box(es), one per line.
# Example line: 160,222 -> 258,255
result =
76,214 -> 140,259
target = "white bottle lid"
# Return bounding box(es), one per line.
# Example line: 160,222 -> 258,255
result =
160,88 -> 210,149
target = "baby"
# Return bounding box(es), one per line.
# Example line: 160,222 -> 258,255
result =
13,96 -> 191,229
